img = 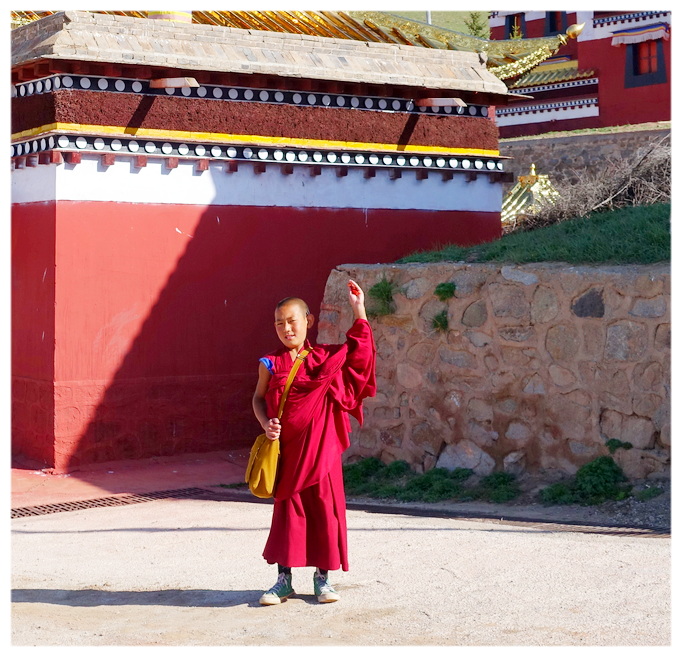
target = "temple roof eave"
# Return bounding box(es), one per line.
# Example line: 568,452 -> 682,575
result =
11,11 -> 516,100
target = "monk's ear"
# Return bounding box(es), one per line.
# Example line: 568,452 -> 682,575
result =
306,314 -> 315,329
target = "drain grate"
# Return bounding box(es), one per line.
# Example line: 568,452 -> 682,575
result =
11,487 -> 211,518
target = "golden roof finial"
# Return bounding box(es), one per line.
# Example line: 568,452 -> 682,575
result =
566,23 -> 585,39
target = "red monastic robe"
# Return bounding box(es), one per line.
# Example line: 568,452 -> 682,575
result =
261,319 -> 376,571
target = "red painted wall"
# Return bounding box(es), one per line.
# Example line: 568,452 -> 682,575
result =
579,38 -> 671,127
11,202 -> 56,465
15,199 -> 501,471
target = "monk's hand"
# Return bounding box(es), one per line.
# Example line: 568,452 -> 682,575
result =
265,418 -> 281,440
348,279 -> 367,320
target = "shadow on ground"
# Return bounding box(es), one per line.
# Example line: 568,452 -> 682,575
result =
12,588 -> 265,608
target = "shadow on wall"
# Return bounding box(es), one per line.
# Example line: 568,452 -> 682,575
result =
49,162 -> 501,474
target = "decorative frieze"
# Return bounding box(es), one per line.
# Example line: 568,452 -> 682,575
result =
12,73 -> 491,118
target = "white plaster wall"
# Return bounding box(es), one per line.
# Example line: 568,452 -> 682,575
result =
12,155 -> 504,212
496,103 -> 599,127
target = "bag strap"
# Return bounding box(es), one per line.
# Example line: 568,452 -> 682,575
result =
276,347 -> 311,419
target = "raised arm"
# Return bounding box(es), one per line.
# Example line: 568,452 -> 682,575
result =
332,280 -> 377,417
348,279 -> 367,321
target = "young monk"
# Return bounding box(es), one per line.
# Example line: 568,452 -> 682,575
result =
252,279 -> 376,605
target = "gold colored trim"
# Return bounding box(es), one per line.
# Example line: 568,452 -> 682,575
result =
12,123 -> 501,157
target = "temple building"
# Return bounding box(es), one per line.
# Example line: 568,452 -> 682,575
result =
490,10 -> 671,137
11,10 -> 578,471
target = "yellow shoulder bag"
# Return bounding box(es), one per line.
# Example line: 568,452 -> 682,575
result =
245,348 -> 311,498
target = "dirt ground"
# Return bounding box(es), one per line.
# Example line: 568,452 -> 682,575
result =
11,489 -> 671,647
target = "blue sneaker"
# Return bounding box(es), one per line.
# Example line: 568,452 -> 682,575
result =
313,570 -> 340,603
259,572 -> 295,605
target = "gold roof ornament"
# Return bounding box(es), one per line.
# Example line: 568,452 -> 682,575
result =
501,163 -> 561,226
9,10 -> 584,80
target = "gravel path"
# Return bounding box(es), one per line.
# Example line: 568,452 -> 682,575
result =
11,494 -> 670,647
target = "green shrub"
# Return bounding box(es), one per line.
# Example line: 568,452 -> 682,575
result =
572,456 -> 630,504
478,471 -> 521,503
343,458 -> 474,503
538,456 -> 632,506
539,482 -> 575,505
605,438 -> 633,454
432,310 -> 449,332
367,277 -> 396,317
634,486 -> 664,502
434,282 -> 457,301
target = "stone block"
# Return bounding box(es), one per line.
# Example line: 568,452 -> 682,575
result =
522,373 -> 545,395
654,323 -> 670,350
451,269 -> 490,297
407,342 -> 436,366
467,398 -> 493,423
632,361 -> 664,392
466,420 -> 499,447
498,326 -> 536,342
571,288 -> 605,318
633,273 -> 666,298
630,296 -> 667,318
435,439 -> 495,476
410,420 -> 443,457
489,283 -> 530,319
505,421 -> 531,444
396,363 -> 423,389
548,364 -> 577,387
546,324 -> 580,361
632,393 -> 663,418
582,323 -> 606,360
483,354 -> 499,371
604,321 -> 648,361
503,450 -> 526,476
600,409 -> 656,449
403,277 -> 432,300
438,346 -> 477,370
614,447 -> 670,480
501,266 -> 538,286
464,331 -> 492,348
530,285 -> 560,324
461,299 -> 487,327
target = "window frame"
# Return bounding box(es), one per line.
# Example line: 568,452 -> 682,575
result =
504,13 -> 526,39
545,11 -> 567,36
624,38 -> 667,87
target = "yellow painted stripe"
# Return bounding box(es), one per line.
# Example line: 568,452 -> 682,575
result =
12,123 -> 501,157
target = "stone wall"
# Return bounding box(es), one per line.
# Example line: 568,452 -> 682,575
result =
318,262 -> 670,481
499,127 -> 670,186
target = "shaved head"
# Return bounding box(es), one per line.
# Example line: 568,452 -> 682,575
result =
276,297 -> 310,316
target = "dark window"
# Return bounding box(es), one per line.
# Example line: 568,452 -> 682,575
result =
505,14 -> 525,38
545,11 -> 566,35
625,39 -> 667,87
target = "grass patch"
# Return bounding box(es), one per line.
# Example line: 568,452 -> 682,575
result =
634,486 -> 664,502
539,456 -> 632,506
398,203 -> 670,265
367,276 -> 397,317
434,281 -> 457,301
605,438 -> 633,454
431,310 -> 449,332
343,458 -> 521,504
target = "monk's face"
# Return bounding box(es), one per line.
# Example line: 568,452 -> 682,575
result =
274,302 -> 314,350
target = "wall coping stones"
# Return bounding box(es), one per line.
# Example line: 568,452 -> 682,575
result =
12,10 -> 511,96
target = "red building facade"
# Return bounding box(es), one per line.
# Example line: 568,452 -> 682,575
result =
12,12 -> 516,471
490,10 -> 671,137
